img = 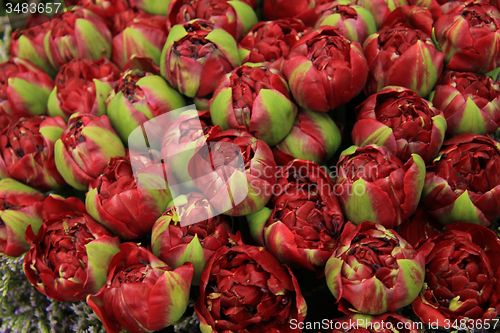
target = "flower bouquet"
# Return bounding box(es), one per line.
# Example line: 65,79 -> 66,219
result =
1,0 -> 500,332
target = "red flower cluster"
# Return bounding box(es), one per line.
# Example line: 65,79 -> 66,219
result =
3,0 -> 500,331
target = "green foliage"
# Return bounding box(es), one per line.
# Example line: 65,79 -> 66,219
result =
0,23 -> 11,62
172,302 -> 201,333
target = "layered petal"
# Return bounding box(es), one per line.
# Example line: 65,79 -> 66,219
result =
23,195 -> 120,302
325,222 -> 425,315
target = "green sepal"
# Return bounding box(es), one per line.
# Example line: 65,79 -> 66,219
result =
486,67 -> 500,81
458,97 -> 487,134
136,173 -> 170,194
47,86 -> 66,120
257,89 -> 297,146
0,209 -> 43,247
210,87 -> 232,130
161,25 -> 188,78
137,0 -> 170,15
136,75 -> 186,110
175,234 -> 205,285
442,190 -> 486,225
318,14 -> 341,28
93,79 -> 112,117
409,155 -> 426,204
246,206 -> 272,246
238,48 -> 251,62
74,18 -> 111,60
44,31 -> 57,71
343,178 -> 378,224
82,125 -> 126,159
356,6 -> 377,35
194,96 -> 210,111
122,27 -> 162,65
242,62 -> 267,67
54,139 -> 87,191
151,264 -> 193,326
325,257 -> 343,299
431,27 -> 441,52
428,90 -> 435,102
358,123 -> 393,147
205,29 -> 241,68
106,91 -> 142,143
18,34 -> 56,77
151,215 -> 176,257
85,236 -> 121,293
431,114 -> 447,137
422,174 -> 448,200
396,258 -> 425,308
228,1 -> 258,36
8,77 -> 51,116
166,141 -> 200,193
85,188 -> 102,223
0,178 -> 43,194
200,323 -> 216,333
311,110 -> 341,162
340,145 -> 359,157
39,122 -> 64,143
165,24 -> 189,47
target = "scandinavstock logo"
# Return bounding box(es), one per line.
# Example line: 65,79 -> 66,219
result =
128,105 -> 249,227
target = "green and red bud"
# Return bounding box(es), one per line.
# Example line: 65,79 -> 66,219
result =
433,2 -> 500,74
238,18 -> 307,70
316,3 -> 377,44
151,192 -> 232,285
188,128 -> 277,216
87,243 -> 194,332
283,26 -> 368,112
0,115 -> 66,192
44,7 -> 112,71
249,159 -> 345,272
422,133 -> 500,226
106,69 -> 186,145
210,63 -> 298,147
111,10 -> 168,70
86,156 -> 172,240
24,195 -> 121,302
273,108 -> 342,165
47,57 -> 121,121
352,86 -> 447,164
430,70 -> 500,136
54,114 -> 126,191
363,24 -> 444,98
167,0 -> 258,41
160,20 -> 241,100
9,16 -> 56,77
335,145 -> 425,229
160,108 -> 212,192
195,238 -> 307,332
325,221 -> 425,315
0,57 -> 53,121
